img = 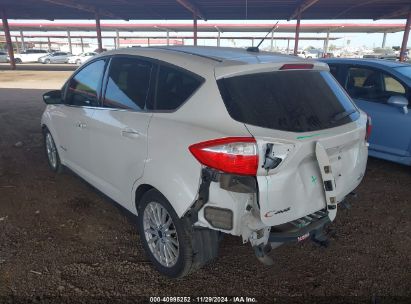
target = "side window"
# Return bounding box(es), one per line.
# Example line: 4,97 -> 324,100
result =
328,65 -> 339,79
66,59 -> 106,107
103,57 -> 152,110
346,67 -> 406,103
346,67 -> 384,102
155,65 -> 202,111
383,74 -> 406,95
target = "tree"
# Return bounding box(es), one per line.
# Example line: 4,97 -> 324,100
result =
328,44 -> 337,51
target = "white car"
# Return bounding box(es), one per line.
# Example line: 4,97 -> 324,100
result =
13,49 -> 49,63
0,51 -> 8,63
67,52 -> 97,65
296,50 -> 319,59
41,46 -> 369,278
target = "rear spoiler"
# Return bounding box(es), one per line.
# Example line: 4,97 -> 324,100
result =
214,61 -> 329,80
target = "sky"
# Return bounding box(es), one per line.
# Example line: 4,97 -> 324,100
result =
5,19 -> 408,51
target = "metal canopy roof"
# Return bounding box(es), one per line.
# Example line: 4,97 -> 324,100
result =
6,33 -> 341,41
0,0 -> 410,20
0,22 -> 407,34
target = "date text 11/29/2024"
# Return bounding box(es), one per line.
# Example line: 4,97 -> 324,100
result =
149,296 -> 258,303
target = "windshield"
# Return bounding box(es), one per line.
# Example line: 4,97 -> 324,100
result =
217,70 -> 359,133
395,66 -> 411,80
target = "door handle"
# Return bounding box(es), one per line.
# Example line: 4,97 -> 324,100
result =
75,121 -> 87,129
121,128 -> 140,138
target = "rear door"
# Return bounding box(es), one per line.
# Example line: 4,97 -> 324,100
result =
89,56 -> 153,209
344,65 -> 411,157
52,59 -> 106,175
217,68 -> 368,226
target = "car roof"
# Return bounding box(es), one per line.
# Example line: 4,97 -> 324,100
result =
320,58 -> 409,68
101,46 -> 315,65
152,46 -> 306,63
97,46 -> 328,78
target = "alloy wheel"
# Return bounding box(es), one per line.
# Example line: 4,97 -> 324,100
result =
45,133 -> 57,169
143,201 -> 179,267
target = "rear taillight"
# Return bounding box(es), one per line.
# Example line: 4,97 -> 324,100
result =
366,114 -> 372,141
189,137 -> 258,176
280,63 -> 314,70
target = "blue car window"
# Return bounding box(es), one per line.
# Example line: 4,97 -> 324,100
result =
346,67 -> 406,104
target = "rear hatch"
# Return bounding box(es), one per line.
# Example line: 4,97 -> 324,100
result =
216,63 -> 368,226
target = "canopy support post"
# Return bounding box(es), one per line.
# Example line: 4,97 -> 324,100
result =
15,37 -> 20,53
323,31 -> 330,57
1,9 -> 16,70
193,10 -> 198,46
95,11 -> 103,53
20,30 -> 25,50
293,11 -> 301,56
116,30 -> 120,49
382,32 -> 387,48
67,30 -> 72,53
400,11 -> 411,62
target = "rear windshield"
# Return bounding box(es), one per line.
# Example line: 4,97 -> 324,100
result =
217,70 -> 359,132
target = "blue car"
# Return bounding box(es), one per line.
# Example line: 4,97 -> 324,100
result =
321,58 -> 411,166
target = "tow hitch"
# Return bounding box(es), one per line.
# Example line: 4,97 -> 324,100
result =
253,244 -> 274,266
310,227 -> 330,248
253,210 -> 331,265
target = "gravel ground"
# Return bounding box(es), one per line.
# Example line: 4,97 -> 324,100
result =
0,87 -> 410,303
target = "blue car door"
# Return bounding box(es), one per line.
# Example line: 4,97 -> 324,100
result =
345,65 -> 411,159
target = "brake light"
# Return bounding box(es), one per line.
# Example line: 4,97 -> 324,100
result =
366,114 -> 372,141
189,137 -> 258,176
280,64 -> 314,70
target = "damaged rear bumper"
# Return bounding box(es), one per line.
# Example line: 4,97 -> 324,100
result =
268,209 -> 330,244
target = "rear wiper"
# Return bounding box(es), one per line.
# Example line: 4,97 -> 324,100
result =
331,109 -> 357,123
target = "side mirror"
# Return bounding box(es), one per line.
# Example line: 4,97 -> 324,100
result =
43,90 -> 63,105
387,95 -> 408,114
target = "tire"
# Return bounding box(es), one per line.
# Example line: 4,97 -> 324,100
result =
137,189 -> 219,278
76,59 -> 81,65
15,58 -> 22,64
45,59 -> 51,64
43,128 -> 63,173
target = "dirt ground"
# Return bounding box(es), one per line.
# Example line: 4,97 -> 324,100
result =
0,71 -> 410,303
0,69 -> 72,90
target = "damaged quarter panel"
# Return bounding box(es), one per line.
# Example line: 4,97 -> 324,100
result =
137,72 -> 251,219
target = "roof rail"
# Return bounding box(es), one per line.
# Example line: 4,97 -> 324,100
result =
149,46 -> 223,62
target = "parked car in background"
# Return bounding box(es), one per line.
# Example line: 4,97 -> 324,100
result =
322,58 -> 411,166
41,46 -> 369,277
38,52 -> 72,64
296,50 -> 307,58
67,52 -> 97,65
296,50 -> 320,59
0,51 -> 8,63
13,49 -> 49,63
306,50 -> 321,59
363,54 -> 400,61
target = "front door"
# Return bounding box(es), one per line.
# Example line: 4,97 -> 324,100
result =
345,66 -> 411,157
56,59 -> 107,176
